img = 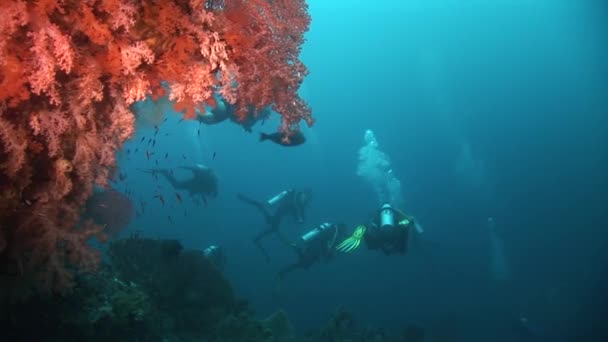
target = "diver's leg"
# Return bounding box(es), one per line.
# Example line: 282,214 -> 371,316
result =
278,262 -> 301,279
276,229 -> 297,250
158,170 -> 190,190
253,228 -> 275,262
237,194 -> 272,223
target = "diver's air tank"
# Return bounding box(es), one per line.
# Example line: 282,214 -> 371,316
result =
380,203 -> 395,229
267,190 -> 289,205
301,223 -> 332,242
203,245 -> 219,257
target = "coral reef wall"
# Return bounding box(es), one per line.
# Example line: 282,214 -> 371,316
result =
0,0 -> 311,298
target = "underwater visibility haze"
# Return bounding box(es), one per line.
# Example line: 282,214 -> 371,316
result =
1,0 -> 607,341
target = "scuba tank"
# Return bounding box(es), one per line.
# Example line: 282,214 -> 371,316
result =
267,190 -> 289,206
380,203 -> 395,229
203,245 -> 225,270
301,222 -> 333,242
203,245 -> 219,258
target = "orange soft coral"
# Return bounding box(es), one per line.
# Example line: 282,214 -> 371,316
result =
0,0 -> 312,298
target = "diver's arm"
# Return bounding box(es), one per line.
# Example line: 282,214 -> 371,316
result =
393,208 -> 410,223
155,169 -> 191,189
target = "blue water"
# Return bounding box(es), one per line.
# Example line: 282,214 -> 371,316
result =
117,1 -> 608,340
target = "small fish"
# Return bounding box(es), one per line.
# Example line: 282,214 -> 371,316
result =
165,152 -> 168,159
202,196 -> 207,206
260,131 -> 306,147
135,148 -> 139,153
155,159 -> 158,165
154,125 -> 159,134
197,129 -> 200,136
175,192 -> 182,203
126,148 -> 130,155
212,152 -> 216,160
163,118 -> 168,123
154,194 -> 165,206
152,139 -> 156,147
148,138 -> 152,145
168,215 -> 174,224
98,203 -> 108,208
184,209 -> 188,217
182,154 -> 186,159
140,136 -> 145,143
164,133 -> 169,136
146,150 -> 151,160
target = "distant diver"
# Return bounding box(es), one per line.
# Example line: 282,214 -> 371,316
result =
141,164 -> 218,200
195,97 -> 270,132
237,188 -> 311,260
195,99 -> 231,125
259,130 -> 306,147
279,222 -> 346,279
337,203 -> 423,255
203,245 -> 226,271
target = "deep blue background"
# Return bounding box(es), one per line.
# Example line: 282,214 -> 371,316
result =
116,1 -> 608,340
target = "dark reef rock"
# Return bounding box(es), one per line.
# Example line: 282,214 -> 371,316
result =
0,237 -> 269,341
0,237 -> 422,342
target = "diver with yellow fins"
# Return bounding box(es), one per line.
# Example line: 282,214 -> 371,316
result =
337,203 -> 423,255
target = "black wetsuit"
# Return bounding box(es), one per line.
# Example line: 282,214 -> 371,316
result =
237,190 -> 309,260
279,223 -> 344,278
157,166 -> 218,198
364,209 -> 413,255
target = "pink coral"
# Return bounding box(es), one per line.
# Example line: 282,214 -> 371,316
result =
121,41 -> 155,76
218,0 -> 313,134
0,106 -> 27,177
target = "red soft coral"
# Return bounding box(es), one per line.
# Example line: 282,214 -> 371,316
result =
218,0 -> 313,134
0,106 -> 27,177
0,0 -> 312,299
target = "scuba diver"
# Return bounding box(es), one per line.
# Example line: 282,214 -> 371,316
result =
196,96 -> 270,132
203,245 -> 226,271
337,203 -> 423,255
279,222 -> 347,279
141,164 -> 218,200
237,188 -> 312,260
